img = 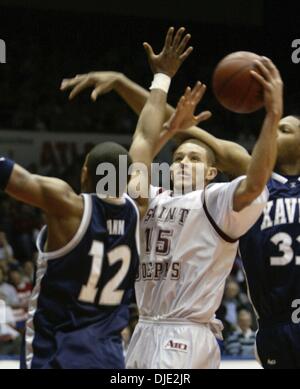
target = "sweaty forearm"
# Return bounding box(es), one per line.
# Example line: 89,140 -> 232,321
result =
245,112 -> 279,192
115,74 -> 150,116
135,89 -> 167,151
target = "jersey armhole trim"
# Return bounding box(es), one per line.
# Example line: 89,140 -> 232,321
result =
271,172 -> 288,184
202,190 -> 239,244
36,194 -> 93,260
124,193 -> 141,256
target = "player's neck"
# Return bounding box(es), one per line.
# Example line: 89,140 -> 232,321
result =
277,160 -> 300,176
100,196 -> 125,205
81,184 -> 126,204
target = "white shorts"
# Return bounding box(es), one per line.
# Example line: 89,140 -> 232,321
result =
125,317 -> 221,369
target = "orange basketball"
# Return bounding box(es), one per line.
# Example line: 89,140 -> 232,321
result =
212,51 -> 264,114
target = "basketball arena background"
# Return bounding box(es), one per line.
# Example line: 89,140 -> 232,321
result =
0,0 -> 299,369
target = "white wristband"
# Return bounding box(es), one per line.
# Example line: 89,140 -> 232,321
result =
150,73 -> 171,93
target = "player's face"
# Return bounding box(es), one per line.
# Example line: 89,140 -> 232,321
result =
277,116 -> 300,165
171,142 -> 216,194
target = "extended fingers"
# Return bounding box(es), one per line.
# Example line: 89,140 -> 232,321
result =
68,78 -> 91,100
194,110 -> 212,124
191,81 -> 207,100
164,27 -> 175,49
179,46 -> 194,62
184,86 -> 192,99
91,84 -> 105,101
177,95 -> 186,109
60,75 -> 85,90
143,42 -> 155,58
261,56 -> 282,81
172,27 -> 185,48
253,60 -> 271,82
176,33 -> 191,55
250,70 -> 268,88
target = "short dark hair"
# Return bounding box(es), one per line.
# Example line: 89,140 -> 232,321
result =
289,114 -> 300,129
292,114 -> 300,121
173,138 -> 216,166
86,142 -> 132,196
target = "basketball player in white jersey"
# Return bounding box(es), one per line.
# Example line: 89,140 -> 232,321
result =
61,44 -> 283,368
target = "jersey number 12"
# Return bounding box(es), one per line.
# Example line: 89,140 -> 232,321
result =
78,241 -> 131,305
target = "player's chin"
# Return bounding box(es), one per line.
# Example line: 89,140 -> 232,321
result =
174,174 -> 192,184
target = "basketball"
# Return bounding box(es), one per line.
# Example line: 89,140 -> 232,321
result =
212,51 -> 264,114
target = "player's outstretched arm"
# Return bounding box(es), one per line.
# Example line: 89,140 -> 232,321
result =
61,71 -> 251,177
233,57 -> 283,212
128,26 -> 193,216
2,160 -> 79,216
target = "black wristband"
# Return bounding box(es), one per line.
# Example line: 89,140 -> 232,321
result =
0,157 -> 15,191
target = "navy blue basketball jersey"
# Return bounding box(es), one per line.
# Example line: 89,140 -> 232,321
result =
239,173 -> 300,324
23,193 -> 140,369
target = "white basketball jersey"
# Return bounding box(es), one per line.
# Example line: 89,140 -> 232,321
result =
135,176 -> 269,324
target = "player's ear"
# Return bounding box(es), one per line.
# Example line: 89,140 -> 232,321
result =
206,167 -> 218,182
81,165 -> 88,189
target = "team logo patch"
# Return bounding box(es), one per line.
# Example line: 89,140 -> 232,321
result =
164,339 -> 188,353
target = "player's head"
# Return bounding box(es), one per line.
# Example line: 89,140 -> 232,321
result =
81,142 -> 132,197
171,139 -> 218,194
276,115 -> 300,167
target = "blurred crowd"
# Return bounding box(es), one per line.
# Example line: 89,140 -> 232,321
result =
216,261 -> 257,357
0,196 -> 41,356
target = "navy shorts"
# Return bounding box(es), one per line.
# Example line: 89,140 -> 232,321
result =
256,320 -> 300,369
21,330 -> 125,369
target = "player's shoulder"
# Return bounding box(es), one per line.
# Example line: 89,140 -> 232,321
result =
123,193 -> 140,215
149,185 -> 171,199
206,176 -> 246,195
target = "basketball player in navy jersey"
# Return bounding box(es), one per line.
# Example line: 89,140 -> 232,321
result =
238,115 -> 300,369
0,27 -> 194,369
62,64 -> 300,368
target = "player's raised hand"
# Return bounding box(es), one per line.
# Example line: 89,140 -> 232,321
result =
163,81 -> 212,133
60,71 -> 122,101
250,57 -> 283,118
143,27 -> 193,78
